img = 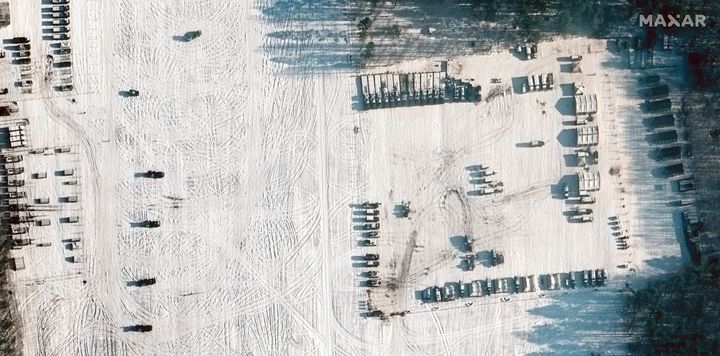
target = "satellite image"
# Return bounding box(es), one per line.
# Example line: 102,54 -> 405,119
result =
0,0 -> 719,355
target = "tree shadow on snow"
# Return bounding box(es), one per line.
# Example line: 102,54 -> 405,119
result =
524,254 -> 687,354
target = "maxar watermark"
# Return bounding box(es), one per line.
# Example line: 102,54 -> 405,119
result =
639,14 -> 708,27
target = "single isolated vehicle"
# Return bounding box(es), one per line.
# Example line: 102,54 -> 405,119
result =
183,30 -> 202,41
124,325 -> 152,332
144,170 -> 164,178
139,220 -> 160,228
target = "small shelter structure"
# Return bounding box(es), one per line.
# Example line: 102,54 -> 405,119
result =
577,171 -> 601,191
577,125 -> 599,146
574,94 -> 598,115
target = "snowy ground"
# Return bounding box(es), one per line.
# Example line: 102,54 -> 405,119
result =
0,1 -> 688,355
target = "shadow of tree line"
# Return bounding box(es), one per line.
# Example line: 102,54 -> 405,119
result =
259,0 -> 639,74
525,256 -> 686,355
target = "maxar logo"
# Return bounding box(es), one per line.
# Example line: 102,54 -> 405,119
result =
639,14 -> 708,27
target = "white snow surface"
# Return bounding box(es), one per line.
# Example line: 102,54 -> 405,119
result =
0,1 -> 686,355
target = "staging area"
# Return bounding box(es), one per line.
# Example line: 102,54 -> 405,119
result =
330,39 -> 685,355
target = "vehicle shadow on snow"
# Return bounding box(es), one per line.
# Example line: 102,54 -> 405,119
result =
554,97 -> 575,116
549,175 -> 577,200
449,235 -> 471,252
556,129 -> 577,147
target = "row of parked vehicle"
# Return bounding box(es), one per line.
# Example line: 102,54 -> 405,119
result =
353,201 -> 380,246
1,153 -> 31,248
41,1 -> 74,92
608,215 -> 629,250
422,269 -> 608,303
465,164 -> 502,196
3,37 -> 33,94
566,205 -> 594,223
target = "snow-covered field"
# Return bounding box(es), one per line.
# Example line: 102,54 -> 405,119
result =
1,1 -> 688,355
